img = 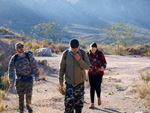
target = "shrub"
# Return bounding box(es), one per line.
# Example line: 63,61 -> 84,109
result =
133,71 -> 150,106
0,96 -> 2,112
0,90 -> 6,99
141,71 -> 150,83
1,72 -> 9,90
0,90 -> 6,112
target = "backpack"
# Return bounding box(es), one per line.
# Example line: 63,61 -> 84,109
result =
14,50 -> 33,64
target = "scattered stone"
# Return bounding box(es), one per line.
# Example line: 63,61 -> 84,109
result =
35,48 -> 52,56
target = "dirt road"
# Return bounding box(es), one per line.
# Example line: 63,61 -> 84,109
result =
3,55 -> 150,113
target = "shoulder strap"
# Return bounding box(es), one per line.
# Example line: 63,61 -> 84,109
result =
98,51 -> 103,56
79,49 -> 85,60
14,54 -> 18,64
14,52 -> 31,64
64,49 -> 69,60
98,50 -> 103,61
25,52 -> 30,62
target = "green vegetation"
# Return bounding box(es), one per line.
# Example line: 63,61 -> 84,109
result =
21,22 -> 65,42
99,22 -> 134,55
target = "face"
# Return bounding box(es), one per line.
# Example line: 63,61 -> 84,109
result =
91,47 -> 97,54
16,45 -> 24,53
71,47 -> 79,54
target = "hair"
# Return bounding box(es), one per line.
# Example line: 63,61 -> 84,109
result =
88,42 -> 98,55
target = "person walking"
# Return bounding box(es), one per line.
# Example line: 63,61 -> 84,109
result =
8,43 -> 39,113
87,42 -> 107,108
59,39 -> 90,113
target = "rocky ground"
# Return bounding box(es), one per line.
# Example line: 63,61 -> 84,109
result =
2,55 -> 150,113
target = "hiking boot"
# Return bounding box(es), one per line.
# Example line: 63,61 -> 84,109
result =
89,103 -> 94,109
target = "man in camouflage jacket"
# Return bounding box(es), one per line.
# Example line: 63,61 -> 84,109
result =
8,43 -> 39,113
59,39 -> 90,113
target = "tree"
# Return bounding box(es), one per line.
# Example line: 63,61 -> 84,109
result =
31,22 -> 64,42
98,22 -> 134,55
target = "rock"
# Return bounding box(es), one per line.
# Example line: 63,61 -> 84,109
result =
42,60 -> 47,66
35,48 -> 52,56
37,60 -> 48,66
0,40 -> 15,72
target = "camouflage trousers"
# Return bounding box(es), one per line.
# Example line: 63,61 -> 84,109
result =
65,82 -> 84,113
16,79 -> 33,113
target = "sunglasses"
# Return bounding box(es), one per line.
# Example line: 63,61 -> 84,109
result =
17,46 -> 24,49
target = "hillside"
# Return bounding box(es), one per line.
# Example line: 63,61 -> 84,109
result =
0,0 -> 150,44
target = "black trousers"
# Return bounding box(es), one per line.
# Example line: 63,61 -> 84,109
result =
88,74 -> 103,103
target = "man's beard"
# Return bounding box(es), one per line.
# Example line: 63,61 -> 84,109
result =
18,50 -> 24,53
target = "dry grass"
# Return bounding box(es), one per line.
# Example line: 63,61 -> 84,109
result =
141,71 -> 150,83
1,72 -> 9,90
97,44 -> 127,55
133,71 -> 150,106
0,94 -> 3,112
38,99 -> 52,113
135,82 -> 150,105
0,90 -> 6,112
23,40 -> 68,55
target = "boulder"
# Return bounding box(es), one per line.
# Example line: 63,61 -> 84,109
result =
35,48 -> 52,56
41,60 -> 48,66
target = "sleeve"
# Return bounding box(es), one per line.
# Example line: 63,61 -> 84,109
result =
58,51 -> 66,83
8,55 -> 15,82
78,51 -> 90,70
29,53 -> 39,80
101,52 -> 107,69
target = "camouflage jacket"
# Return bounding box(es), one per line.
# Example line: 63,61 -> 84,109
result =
8,52 -> 39,82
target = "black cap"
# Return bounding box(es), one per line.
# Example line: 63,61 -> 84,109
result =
90,42 -> 97,48
70,39 -> 79,48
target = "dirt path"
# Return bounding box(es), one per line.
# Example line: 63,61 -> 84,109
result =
3,55 -> 150,113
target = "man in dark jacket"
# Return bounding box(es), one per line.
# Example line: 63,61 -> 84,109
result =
59,39 -> 90,113
8,43 -> 39,113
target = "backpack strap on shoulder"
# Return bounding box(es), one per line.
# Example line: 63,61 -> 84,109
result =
25,52 -> 30,62
79,49 -> 85,60
64,49 -> 69,60
98,50 -> 103,61
14,54 -> 18,64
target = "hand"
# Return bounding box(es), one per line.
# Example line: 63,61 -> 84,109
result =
60,82 -> 63,87
74,53 -> 81,61
90,64 -> 93,67
98,67 -> 105,72
35,79 -> 39,82
85,77 -> 88,82
9,81 -> 13,87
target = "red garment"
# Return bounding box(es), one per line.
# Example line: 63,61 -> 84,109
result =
87,50 -> 107,75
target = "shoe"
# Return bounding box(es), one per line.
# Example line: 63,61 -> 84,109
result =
89,103 -> 94,109
27,104 -> 33,113
98,98 -> 101,105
